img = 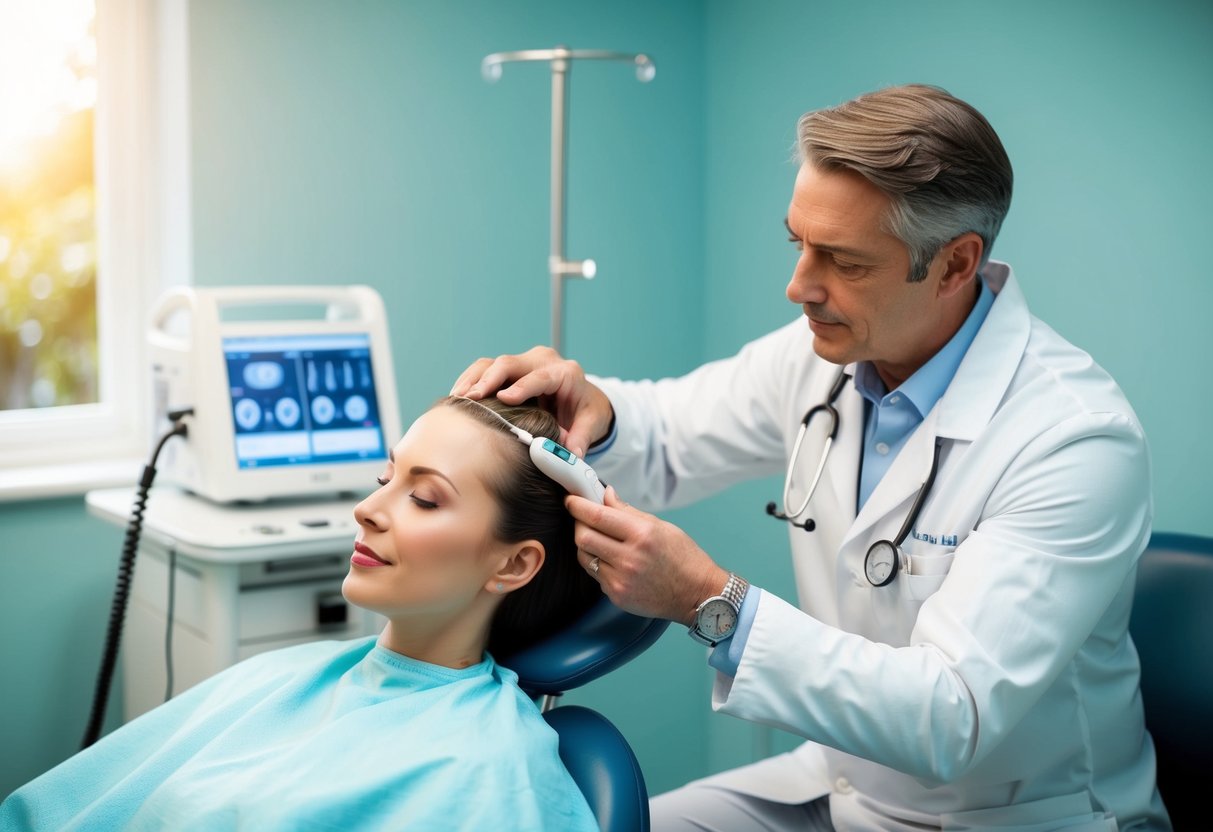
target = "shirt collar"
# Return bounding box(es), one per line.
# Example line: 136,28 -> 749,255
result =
854,276 -> 995,417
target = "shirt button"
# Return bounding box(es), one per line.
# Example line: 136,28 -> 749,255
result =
835,776 -> 853,793
889,395 -> 901,405
875,442 -> 890,455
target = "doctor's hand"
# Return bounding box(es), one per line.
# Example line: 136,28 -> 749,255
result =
568,487 -> 729,627
450,346 -> 614,457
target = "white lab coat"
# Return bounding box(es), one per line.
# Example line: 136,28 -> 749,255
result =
590,263 -> 1171,831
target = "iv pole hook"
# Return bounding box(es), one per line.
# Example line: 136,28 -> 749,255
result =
481,46 -> 655,354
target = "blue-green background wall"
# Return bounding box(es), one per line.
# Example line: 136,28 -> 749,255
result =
3,0 -> 1210,799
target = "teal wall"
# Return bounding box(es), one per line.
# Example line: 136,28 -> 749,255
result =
0,498 -> 125,795
3,0 -> 1210,802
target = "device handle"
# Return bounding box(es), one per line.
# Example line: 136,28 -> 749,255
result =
150,284 -> 386,331
529,440 -> 607,504
147,286 -> 197,352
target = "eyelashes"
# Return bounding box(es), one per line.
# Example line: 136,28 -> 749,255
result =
374,475 -> 438,509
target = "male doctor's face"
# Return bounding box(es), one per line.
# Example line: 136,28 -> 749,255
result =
784,162 -> 950,389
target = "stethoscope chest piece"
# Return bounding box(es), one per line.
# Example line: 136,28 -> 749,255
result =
864,540 -> 901,587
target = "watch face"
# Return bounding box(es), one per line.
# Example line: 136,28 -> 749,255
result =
697,598 -> 738,639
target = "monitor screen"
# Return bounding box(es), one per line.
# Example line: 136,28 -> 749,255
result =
222,334 -> 388,469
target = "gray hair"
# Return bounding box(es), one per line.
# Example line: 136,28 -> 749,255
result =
797,84 -> 1013,282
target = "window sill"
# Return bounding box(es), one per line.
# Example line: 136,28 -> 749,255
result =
0,457 -> 143,503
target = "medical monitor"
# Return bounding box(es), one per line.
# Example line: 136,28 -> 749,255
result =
223,334 -> 386,470
149,286 -> 402,503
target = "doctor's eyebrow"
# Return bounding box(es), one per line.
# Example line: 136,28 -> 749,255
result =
783,217 -> 870,260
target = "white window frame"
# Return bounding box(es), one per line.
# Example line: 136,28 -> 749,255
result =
0,0 -> 192,501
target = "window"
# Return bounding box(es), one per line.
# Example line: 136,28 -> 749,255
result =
0,0 -> 190,500
1,0 -> 98,415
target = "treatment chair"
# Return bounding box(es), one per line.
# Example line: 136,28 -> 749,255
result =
500,598 -> 669,832
1128,532 -> 1213,829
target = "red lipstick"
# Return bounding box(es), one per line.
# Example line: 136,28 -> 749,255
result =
351,541 -> 390,568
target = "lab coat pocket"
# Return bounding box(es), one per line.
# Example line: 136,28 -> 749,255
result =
903,548 -> 955,601
940,791 -> 1117,831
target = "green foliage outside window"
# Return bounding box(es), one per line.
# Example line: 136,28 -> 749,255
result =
0,5 -> 98,413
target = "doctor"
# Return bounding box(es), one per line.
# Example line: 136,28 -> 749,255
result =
452,84 -> 1170,831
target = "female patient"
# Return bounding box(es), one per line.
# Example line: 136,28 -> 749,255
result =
1,397 -> 603,831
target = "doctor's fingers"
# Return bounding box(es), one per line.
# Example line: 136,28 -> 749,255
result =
568,501 -> 681,586
572,527 -> 702,622
565,493 -> 650,543
449,346 -> 566,402
449,357 -> 495,398
572,532 -> 655,616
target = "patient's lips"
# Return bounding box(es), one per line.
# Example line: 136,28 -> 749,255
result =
351,541 -> 390,567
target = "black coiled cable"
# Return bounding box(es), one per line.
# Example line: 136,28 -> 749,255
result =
81,415 -> 190,749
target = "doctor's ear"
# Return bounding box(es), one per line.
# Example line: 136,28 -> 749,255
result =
487,542 -> 545,594
934,232 -> 983,298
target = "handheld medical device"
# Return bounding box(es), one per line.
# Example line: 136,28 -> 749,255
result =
524,433 -> 606,504
148,286 -> 402,503
460,397 -> 606,503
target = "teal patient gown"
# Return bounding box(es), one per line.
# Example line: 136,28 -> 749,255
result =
1,637 -> 599,831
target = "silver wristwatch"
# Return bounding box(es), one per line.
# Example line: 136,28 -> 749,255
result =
688,573 -> 749,647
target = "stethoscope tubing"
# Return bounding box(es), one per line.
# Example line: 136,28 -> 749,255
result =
776,368 -> 849,523
768,368 -> 944,587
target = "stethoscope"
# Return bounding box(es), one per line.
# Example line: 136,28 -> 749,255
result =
766,369 -> 943,587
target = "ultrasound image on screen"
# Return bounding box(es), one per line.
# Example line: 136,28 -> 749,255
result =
223,334 -> 386,469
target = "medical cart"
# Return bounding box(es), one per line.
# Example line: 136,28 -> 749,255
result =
86,486 -> 382,722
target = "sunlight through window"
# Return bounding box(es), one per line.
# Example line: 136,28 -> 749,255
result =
0,0 -> 98,410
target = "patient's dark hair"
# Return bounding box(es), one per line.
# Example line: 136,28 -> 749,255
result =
438,396 -> 602,660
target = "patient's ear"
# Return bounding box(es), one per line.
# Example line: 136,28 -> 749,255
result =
487,542 -> 545,594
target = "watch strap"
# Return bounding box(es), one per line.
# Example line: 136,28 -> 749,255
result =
720,572 -> 749,609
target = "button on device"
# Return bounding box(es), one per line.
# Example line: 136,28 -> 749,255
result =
299,518 -> 330,528
252,524 -> 285,535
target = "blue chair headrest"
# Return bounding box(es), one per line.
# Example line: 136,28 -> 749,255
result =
499,597 -> 669,697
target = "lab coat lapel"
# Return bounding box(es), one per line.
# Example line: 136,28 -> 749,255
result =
823,370 -> 863,530
935,263 -> 1030,442
843,406 -> 942,551
791,368 -> 862,627
840,262 -> 1030,549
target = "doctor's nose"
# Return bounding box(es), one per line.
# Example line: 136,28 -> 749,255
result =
786,252 -> 828,306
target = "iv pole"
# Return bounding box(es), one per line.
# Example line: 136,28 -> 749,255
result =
481,46 -> 655,354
